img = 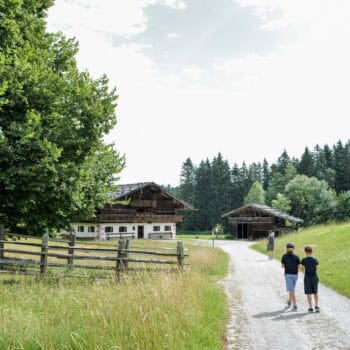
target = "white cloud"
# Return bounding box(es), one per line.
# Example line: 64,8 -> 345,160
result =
163,0 -> 187,10
183,66 -> 203,81
167,32 -> 180,39
48,0 -> 155,38
48,0 -> 186,39
47,0 -> 350,185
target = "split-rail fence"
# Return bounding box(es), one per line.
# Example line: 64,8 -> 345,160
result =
0,227 -> 187,277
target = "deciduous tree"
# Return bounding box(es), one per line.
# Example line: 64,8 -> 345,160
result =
285,175 -> 336,225
0,0 -> 124,234
244,181 -> 265,205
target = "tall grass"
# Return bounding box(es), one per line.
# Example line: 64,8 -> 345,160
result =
0,243 -> 229,349
251,222 -> 350,297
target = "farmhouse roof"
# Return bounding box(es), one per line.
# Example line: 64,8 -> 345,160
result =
222,204 -> 304,224
110,182 -> 194,210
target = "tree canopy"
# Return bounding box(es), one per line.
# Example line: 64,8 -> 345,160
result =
285,175 -> 336,225
0,0 -> 124,234
175,140 -> 350,231
244,181 -> 265,205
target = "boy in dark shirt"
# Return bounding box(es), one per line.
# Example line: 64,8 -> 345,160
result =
281,243 -> 300,311
301,246 -> 320,313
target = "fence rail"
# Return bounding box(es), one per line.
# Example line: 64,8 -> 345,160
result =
0,227 -> 187,277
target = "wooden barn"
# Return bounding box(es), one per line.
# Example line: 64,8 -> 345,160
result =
222,204 -> 303,240
68,182 -> 193,240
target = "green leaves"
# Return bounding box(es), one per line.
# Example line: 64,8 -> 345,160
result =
244,181 -> 265,205
285,175 -> 337,225
0,1 -> 124,234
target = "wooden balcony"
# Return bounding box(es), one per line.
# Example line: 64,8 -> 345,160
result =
96,214 -> 183,223
130,200 -> 156,208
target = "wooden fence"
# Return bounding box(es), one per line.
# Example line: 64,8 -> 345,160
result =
0,227 -> 187,277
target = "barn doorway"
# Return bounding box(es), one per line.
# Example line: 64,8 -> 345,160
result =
137,226 -> 144,239
237,223 -> 248,239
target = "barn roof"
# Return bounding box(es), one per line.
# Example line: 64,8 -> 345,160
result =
222,204 -> 303,224
110,182 -> 194,210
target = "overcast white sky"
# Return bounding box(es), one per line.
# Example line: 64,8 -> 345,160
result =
47,0 -> 350,185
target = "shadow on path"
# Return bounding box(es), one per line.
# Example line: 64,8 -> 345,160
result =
273,312 -> 310,321
253,308 -> 310,322
252,309 -> 288,319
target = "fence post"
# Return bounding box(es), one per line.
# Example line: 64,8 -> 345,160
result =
0,224 -> 4,270
40,233 -> 49,274
177,240 -> 184,269
124,239 -> 130,270
67,231 -> 76,269
116,239 -> 125,275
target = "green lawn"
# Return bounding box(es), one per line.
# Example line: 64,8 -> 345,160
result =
0,240 -> 230,349
177,231 -> 232,240
251,222 -> 350,297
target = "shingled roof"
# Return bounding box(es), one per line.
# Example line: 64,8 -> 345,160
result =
110,182 -> 194,210
222,204 -> 303,224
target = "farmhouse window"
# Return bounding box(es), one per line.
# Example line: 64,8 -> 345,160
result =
105,226 -> 113,233
88,226 -> 95,233
164,226 -> 172,232
153,226 -> 161,232
119,226 -> 127,233
77,226 -> 84,233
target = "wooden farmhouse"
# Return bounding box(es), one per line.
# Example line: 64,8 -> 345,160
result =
222,204 -> 303,240
69,182 -> 193,240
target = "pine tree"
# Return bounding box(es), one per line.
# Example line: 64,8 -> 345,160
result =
298,147 -> 315,177
274,150 -> 291,174
192,160 -> 213,231
266,164 -> 297,204
333,141 -> 350,192
314,144 -> 335,187
211,153 -> 233,227
179,158 -> 195,203
262,159 -> 271,191
178,158 -> 196,230
231,163 -> 245,209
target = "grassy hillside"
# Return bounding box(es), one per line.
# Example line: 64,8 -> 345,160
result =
251,222 -> 350,297
0,241 -> 229,349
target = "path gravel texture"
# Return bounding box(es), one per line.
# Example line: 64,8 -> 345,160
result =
215,240 -> 350,350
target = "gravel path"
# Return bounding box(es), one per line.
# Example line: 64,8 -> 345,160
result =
215,240 -> 350,350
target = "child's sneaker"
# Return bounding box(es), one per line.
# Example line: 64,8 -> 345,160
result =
308,308 -> 313,312
292,305 -> 298,311
315,306 -> 320,313
287,300 -> 292,307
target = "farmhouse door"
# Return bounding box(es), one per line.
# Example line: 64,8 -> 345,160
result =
237,223 -> 248,239
137,226 -> 144,239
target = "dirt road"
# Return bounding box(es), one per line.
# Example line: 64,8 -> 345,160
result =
215,240 -> 350,350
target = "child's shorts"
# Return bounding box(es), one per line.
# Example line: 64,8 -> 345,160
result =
266,243 -> 274,251
285,274 -> 298,292
304,275 -> 319,294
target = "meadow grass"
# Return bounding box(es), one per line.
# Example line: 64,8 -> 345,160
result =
251,222 -> 350,297
177,231 -> 232,240
0,241 -> 229,349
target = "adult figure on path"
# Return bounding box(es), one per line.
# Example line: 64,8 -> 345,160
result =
266,230 -> 275,260
281,242 -> 300,311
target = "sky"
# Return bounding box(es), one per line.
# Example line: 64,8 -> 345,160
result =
47,0 -> 350,185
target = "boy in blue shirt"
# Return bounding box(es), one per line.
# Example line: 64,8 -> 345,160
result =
301,246 -> 320,313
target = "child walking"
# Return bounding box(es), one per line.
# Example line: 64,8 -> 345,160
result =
281,242 -> 300,311
301,246 -> 320,313
266,230 -> 275,260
